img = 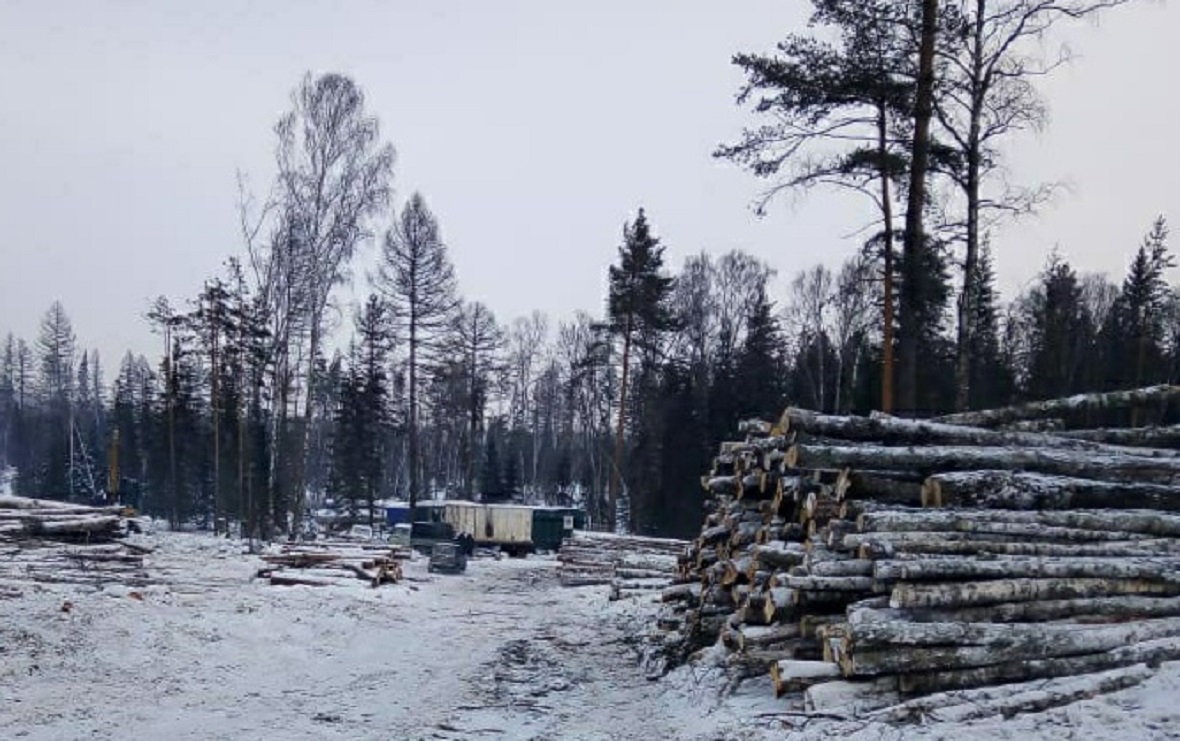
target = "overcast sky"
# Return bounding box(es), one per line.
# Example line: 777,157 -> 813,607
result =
1,1 -> 1176,374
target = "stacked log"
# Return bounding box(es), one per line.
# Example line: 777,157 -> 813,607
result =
654,388 -> 1180,719
557,530 -> 686,599
256,542 -> 406,588
0,495 -> 147,592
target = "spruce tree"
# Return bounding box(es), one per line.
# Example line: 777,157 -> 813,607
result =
606,208 -> 674,531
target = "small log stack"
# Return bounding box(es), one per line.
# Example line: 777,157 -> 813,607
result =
652,385 -> 1180,720
0,494 -> 148,592
557,530 -> 686,600
256,541 -> 408,588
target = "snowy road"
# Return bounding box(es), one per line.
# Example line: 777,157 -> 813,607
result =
7,534 -> 1180,740
0,535 -> 750,741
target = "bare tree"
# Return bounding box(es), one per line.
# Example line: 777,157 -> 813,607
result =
715,250 -> 775,361
937,0 -> 1131,410
785,265 -> 835,411
273,72 -> 394,522
668,253 -> 719,370
452,301 -> 505,497
506,311 -> 548,488
831,255 -> 877,412
374,192 -> 460,511
238,72 -> 394,532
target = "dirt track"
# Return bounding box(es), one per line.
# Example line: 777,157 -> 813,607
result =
0,535 -> 746,741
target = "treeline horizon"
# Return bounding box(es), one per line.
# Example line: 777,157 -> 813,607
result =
1,1 -> 1173,540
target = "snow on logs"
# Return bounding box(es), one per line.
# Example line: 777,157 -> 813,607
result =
0,495 -> 146,591
557,530 -> 686,600
649,387 -> 1180,719
256,542 -> 407,588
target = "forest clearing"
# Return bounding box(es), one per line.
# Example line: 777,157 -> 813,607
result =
2,1 -> 1178,739
7,385 -> 1180,740
4,527 -> 1180,741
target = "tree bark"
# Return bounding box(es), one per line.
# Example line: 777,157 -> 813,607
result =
771,660 -> 842,697
804,678 -> 900,714
1057,424 -> 1180,448
878,99 -> 896,415
898,636 -> 1180,695
854,595 -> 1180,625
863,506 -> 1180,538
846,617 -> 1180,677
897,0 -> 939,413
874,556 -> 1180,584
609,316 -> 633,533
788,442 -> 1180,485
873,664 -> 1154,723
781,407 -> 1177,457
934,384 -> 1180,429
854,534 -> 1180,560
890,577 -> 1180,610
923,470 -> 1180,511
785,575 -> 876,592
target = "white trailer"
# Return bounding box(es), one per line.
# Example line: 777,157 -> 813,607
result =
440,501 -> 535,555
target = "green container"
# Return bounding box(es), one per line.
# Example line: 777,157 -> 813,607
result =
530,507 -> 587,551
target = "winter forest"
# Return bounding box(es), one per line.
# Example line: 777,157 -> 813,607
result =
0,1 -> 1171,542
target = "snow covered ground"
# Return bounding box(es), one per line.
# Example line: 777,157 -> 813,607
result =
3,533 -> 1180,740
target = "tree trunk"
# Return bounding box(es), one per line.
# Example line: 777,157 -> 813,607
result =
787,442 -> 1180,485
853,595 -> 1180,625
771,660 -> 842,697
846,618 -> 1180,677
934,384 -> 1180,428
853,534 -> 1180,560
923,470 -> 1180,511
875,556 -> 1180,585
783,575 -> 874,593
609,317 -> 633,533
890,577 -> 1180,610
897,0 -> 939,413
804,678 -> 900,714
877,99 -> 896,414
864,506 -> 1180,538
873,664 -> 1154,723
781,408 -> 1179,457
408,321 -> 420,513
1057,424 -> 1180,448
954,2 -> 986,413
897,636 -> 1180,695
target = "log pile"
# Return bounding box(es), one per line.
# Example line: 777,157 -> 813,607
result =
557,530 -> 686,600
0,495 -> 148,593
256,541 -> 408,588
652,386 -> 1180,719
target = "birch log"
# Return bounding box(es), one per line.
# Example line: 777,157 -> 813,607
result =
780,407 -> 1178,457
898,636 -> 1180,694
923,470 -> 1180,512
788,443 -> 1180,486
890,577 -> 1180,610
933,384 -> 1180,429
